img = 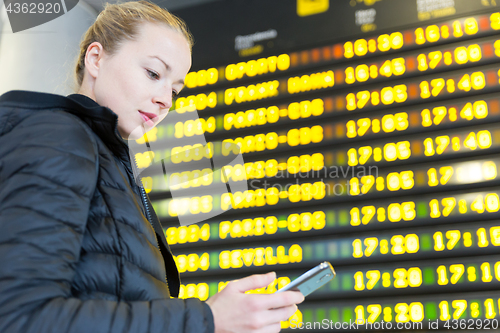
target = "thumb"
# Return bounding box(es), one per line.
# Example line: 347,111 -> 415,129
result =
232,272 -> 276,293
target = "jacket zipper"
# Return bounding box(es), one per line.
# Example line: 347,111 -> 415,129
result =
119,159 -> 165,281
139,184 -> 169,285
139,186 -> 162,256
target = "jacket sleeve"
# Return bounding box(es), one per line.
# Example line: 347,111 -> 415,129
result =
0,111 -> 214,333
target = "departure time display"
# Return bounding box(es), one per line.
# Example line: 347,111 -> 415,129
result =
137,0 -> 500,329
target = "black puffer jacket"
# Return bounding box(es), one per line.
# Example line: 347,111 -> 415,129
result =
0,90 -> 214,333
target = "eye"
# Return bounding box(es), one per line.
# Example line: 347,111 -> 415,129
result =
172,90 -> 179,99
146,69 -> 160,80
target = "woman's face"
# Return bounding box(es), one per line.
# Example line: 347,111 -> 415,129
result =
81,22 -> 192,140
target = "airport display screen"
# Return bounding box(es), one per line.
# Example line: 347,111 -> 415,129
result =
137,0 -> 500,330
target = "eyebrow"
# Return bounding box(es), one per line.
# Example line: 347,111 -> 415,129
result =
148,55 -> 185,86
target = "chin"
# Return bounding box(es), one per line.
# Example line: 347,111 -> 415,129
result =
126,123 -> 150,141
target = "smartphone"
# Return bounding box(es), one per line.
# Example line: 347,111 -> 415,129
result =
275,261 -> 336,297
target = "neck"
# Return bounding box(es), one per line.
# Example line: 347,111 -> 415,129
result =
77,77 -> 97,103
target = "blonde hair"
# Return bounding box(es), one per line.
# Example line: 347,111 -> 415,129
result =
73,0 -> 193,90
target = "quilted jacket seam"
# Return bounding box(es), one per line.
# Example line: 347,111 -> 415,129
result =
74,290 -> 119,299
114,219 -> 158,249
2,144 -> 96,165
2,205 -> 87,233
1,239 -> 80,265
88,213 -> 159,254
79,250 -> 167,285
5,170 -> 94,198
0,102 -> 111,121
0,111 -> 14,135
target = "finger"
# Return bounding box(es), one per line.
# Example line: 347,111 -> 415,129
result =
255,322 -> 282,333
271,304 -> 298,322
287,290 -> 305,304
257,304 -> 298,327
250,290 -> 304,310
230,271 -> 276,293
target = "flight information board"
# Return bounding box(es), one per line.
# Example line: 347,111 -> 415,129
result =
137,0 -> 500,330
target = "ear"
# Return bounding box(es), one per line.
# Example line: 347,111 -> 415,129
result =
84,42 -> 105,80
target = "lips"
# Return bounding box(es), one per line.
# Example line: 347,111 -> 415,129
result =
139,110 -> 158,121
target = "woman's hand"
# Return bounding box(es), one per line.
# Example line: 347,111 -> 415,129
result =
206,272 -> 305,333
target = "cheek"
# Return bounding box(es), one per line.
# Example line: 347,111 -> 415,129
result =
96,68 -> 138,111
94,66 -> 121,106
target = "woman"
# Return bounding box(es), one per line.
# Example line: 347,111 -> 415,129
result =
0,1 -> 303,333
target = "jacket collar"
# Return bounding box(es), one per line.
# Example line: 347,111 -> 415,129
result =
65,92 -> 131,161
0,90 -> 130,162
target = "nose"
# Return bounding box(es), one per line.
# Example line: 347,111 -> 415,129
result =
154,89 -> 173,111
